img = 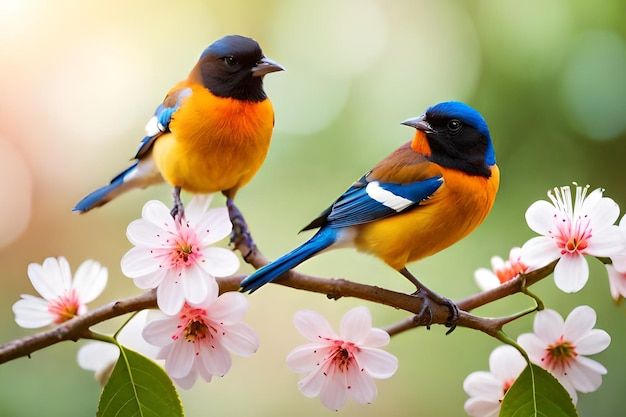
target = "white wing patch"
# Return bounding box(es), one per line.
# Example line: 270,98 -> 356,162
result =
144,116 -> 164,137
365,181 -> 413,212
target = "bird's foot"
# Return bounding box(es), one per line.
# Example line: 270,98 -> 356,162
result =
226,199 -> 256,260
170,187 -> 184,220
411,288 -> 459,334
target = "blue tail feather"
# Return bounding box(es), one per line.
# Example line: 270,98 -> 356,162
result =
73,163 -> 137,213
240,228 -> 338,293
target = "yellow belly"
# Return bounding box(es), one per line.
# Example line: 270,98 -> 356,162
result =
354,166 -> 500,270
152,85 -> 274,196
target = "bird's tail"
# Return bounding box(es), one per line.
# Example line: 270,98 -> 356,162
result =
240,228 -> 338,293
73,159 -> 162,213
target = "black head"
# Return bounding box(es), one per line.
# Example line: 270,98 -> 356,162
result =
402,101 -> 496,177
196,35 -> 284,102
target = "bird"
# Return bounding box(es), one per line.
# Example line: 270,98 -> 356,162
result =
74,35 -> 284,237
240,101 -> 499,330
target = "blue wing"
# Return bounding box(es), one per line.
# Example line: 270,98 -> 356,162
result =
134,87 -> 192,159
302,175 -> 443,230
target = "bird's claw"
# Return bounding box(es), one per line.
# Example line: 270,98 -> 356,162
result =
170,202 -> 185,220
227,200 -> 256,259
411,289 -> 459,334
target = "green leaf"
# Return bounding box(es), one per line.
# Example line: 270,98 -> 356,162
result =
500,364 -> 577,417
97,346 -> 184,417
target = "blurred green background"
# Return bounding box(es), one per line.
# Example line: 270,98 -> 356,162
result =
1,0 -> 625,416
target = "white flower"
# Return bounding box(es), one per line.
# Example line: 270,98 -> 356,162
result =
474,247 -> 528,291
76,310 -> 159,384
609,214 -> 626,273
517,306 -> 610,404
142,291 -> 259,390
605,265 -> 626,302
521,185 -> 623,293
13,257 -> 107,328
121,195 -> 239,315
463,345 -> 526,417
286,307 -> 398,411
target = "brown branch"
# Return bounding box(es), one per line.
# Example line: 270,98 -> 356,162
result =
0,229 -> 558,365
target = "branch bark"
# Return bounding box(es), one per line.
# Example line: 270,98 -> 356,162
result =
0,230 -> 557,365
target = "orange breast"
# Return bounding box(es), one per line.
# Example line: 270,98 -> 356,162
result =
153,83 -> 274,196
354,165 -> 500,270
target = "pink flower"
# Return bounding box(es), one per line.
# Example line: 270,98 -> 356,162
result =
13,257 -> 107,328
77,310 -> 159,384
474,247 -> 528,291
463,345 -> 526,417
521,185 -> 623,293
609,214 -> 626,273
142,291 -> 259,389
121,195 -> 239,315
517,306 -> 610,404
286,307 -> 398,411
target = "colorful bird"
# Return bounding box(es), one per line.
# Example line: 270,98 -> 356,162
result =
74,35 -> 284,235
240,101 -> 500,330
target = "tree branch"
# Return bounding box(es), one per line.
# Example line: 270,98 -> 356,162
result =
0,229 -> 558,365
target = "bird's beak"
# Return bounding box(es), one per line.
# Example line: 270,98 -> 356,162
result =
401,115 -> 435,134
251,57 -> 285,77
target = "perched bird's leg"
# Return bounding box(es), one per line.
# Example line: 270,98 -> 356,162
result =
170,186 -> 184,219
226,198 -> 256,260
399,268 -> 459,334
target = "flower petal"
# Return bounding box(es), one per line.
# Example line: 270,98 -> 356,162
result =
220,323 -> 259,356
567,360 -> 603,393
586,225 -> 624,257
298,367 -> 325,398
142,316 -> 178,347
362,328 -> 390,348
142,200 -> 177,232
182,266 -> 210,305
489,345 -> 526,382
563,305 -> 596,341
587,196 -> 620,231
199,247 -> 239,277
207,291 -> 247,323
464,397 -> 500,417
355,347 -> 398,379
533,309 -> 564,344
606,265 -> 626,301
72,260 -> 107,303
339,306 -> 372,343
286,344 -> 329,373
554,254 -> 589,293
194,207 -> 232,246
517,333 -> 546,362
184,195 -> 213,225
199,343 -> 232,376
474,268 -> 500,291
575,329 -> 611,355
156,276 -> 186,315
133,269 -> 167,290
165,340 -> 195,379
346,362 -> 377,404
463,371 -> 502,401
293,310 -> 338,341
520,236 -> 561,269
172,370 -> 198,390
121,247 -> 160,279
27,257 -> 71,300
126,219 -> 170,247
526,200 -> 557,235
319,366 -> 348,411
12,295 -> 53,328
77,342 -> 119,373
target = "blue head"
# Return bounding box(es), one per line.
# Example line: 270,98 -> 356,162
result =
402,101 -> 496,177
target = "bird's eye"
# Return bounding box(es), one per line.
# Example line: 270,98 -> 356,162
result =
448,119 -> 462,132
223,56 -> 237,67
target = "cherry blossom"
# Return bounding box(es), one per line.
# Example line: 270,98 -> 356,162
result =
286,307 -> 398,411
77,310 -> 159,384
609,214 -> 626,273
13,257 -> 107,328
606,265 -> 626,301
474,247 -> 528,291
121,195 -> 239,315
142,291 -> 259,389
521,185 -> 623,293
463,345 -> 526,417
517,306 -> 610,403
